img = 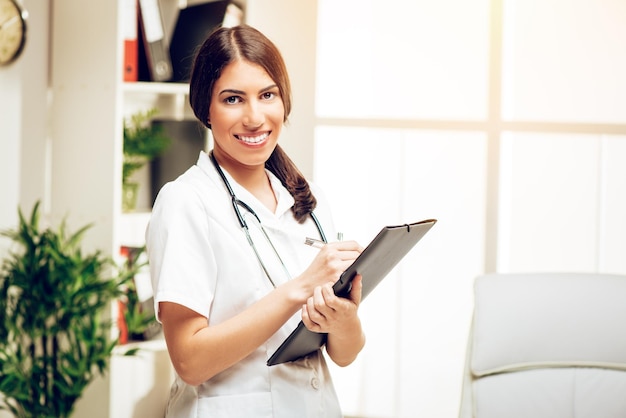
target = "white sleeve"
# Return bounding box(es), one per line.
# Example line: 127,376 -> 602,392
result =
146,181 -> 217,321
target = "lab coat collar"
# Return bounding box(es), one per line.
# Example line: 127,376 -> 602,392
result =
196,151 -> 295,221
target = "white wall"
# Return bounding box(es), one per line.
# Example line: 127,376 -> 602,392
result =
0,70 -> 21,244
0,0 -> 49,250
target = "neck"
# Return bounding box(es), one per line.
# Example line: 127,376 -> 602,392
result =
211,151 -> 278,213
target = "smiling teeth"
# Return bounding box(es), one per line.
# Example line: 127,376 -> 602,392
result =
238,133 -> 268,144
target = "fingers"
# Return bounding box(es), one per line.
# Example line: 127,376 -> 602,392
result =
302,278 -> 363,333
349,274 -> 363,306
299,239 -> 364,308
301,302 -> 322,333
304,284 -> 333,322
314,240 -> 362,273
326,240 -> 364,260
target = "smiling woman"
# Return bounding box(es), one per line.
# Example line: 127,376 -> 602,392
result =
145,24 -> 366,418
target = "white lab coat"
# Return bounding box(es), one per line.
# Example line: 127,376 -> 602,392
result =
146,151 -> 342,418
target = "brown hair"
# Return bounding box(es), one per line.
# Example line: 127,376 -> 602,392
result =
189,25 -> 316,222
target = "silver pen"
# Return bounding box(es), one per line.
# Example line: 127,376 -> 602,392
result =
304,237 -> 326,249
304,232 -> 344,248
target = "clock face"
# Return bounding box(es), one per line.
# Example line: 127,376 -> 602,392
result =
0,0 -> 26,66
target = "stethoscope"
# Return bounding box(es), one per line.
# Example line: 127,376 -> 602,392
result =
209,151 -> 327,287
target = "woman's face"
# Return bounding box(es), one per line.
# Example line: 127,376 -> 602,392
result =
209,59 -> 285,172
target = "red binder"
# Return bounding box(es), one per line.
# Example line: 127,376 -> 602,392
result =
123,0 -> 138,82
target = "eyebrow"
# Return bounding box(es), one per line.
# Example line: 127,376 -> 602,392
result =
218,84 -> 279,96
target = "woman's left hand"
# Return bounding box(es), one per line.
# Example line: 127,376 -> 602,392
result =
301,274 -> 363,334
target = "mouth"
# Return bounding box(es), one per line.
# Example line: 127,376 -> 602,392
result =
235,132 -> 269,145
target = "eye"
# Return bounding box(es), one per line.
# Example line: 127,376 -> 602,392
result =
261,91 -> 277,100
224,96 -> 242,104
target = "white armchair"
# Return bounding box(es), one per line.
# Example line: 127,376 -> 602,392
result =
459,272 -> 626,418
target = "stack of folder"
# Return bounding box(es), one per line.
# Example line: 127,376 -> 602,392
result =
122,0 -> 244,83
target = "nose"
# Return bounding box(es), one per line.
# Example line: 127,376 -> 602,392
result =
242,102 -> 264,129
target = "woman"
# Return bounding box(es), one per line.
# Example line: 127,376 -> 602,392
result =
146,25 -> 366,417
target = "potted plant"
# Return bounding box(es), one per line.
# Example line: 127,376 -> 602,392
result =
0,202 -> 134,418
122,108 -> 171,212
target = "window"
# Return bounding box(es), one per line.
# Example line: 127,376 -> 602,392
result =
314,0 -> 626,416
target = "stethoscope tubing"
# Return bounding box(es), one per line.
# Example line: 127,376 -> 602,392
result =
208,150 -> 326,287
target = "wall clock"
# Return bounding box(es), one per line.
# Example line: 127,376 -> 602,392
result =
0,0 -> 27,66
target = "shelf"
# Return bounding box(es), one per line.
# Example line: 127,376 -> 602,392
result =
122,82 -> 193,121
123,81 -> 189,96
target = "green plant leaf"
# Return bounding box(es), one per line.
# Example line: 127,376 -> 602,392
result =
0,201 -> 129,417
122,108 -> 171,183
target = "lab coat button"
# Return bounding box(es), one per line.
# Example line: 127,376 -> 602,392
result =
311,377 -> 320,390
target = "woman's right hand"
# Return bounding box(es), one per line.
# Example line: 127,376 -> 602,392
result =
295,240 -> 363,299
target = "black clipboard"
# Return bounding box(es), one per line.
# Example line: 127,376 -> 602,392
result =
267,219 -> 437,366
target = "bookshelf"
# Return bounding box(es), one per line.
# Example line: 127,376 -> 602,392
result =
123,81 -> 188,95
49,1 -> 317,417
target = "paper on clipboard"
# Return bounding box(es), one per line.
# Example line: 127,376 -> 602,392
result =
267,219 -> 437,366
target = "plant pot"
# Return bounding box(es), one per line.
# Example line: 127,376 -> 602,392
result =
122,182 -> 139,212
